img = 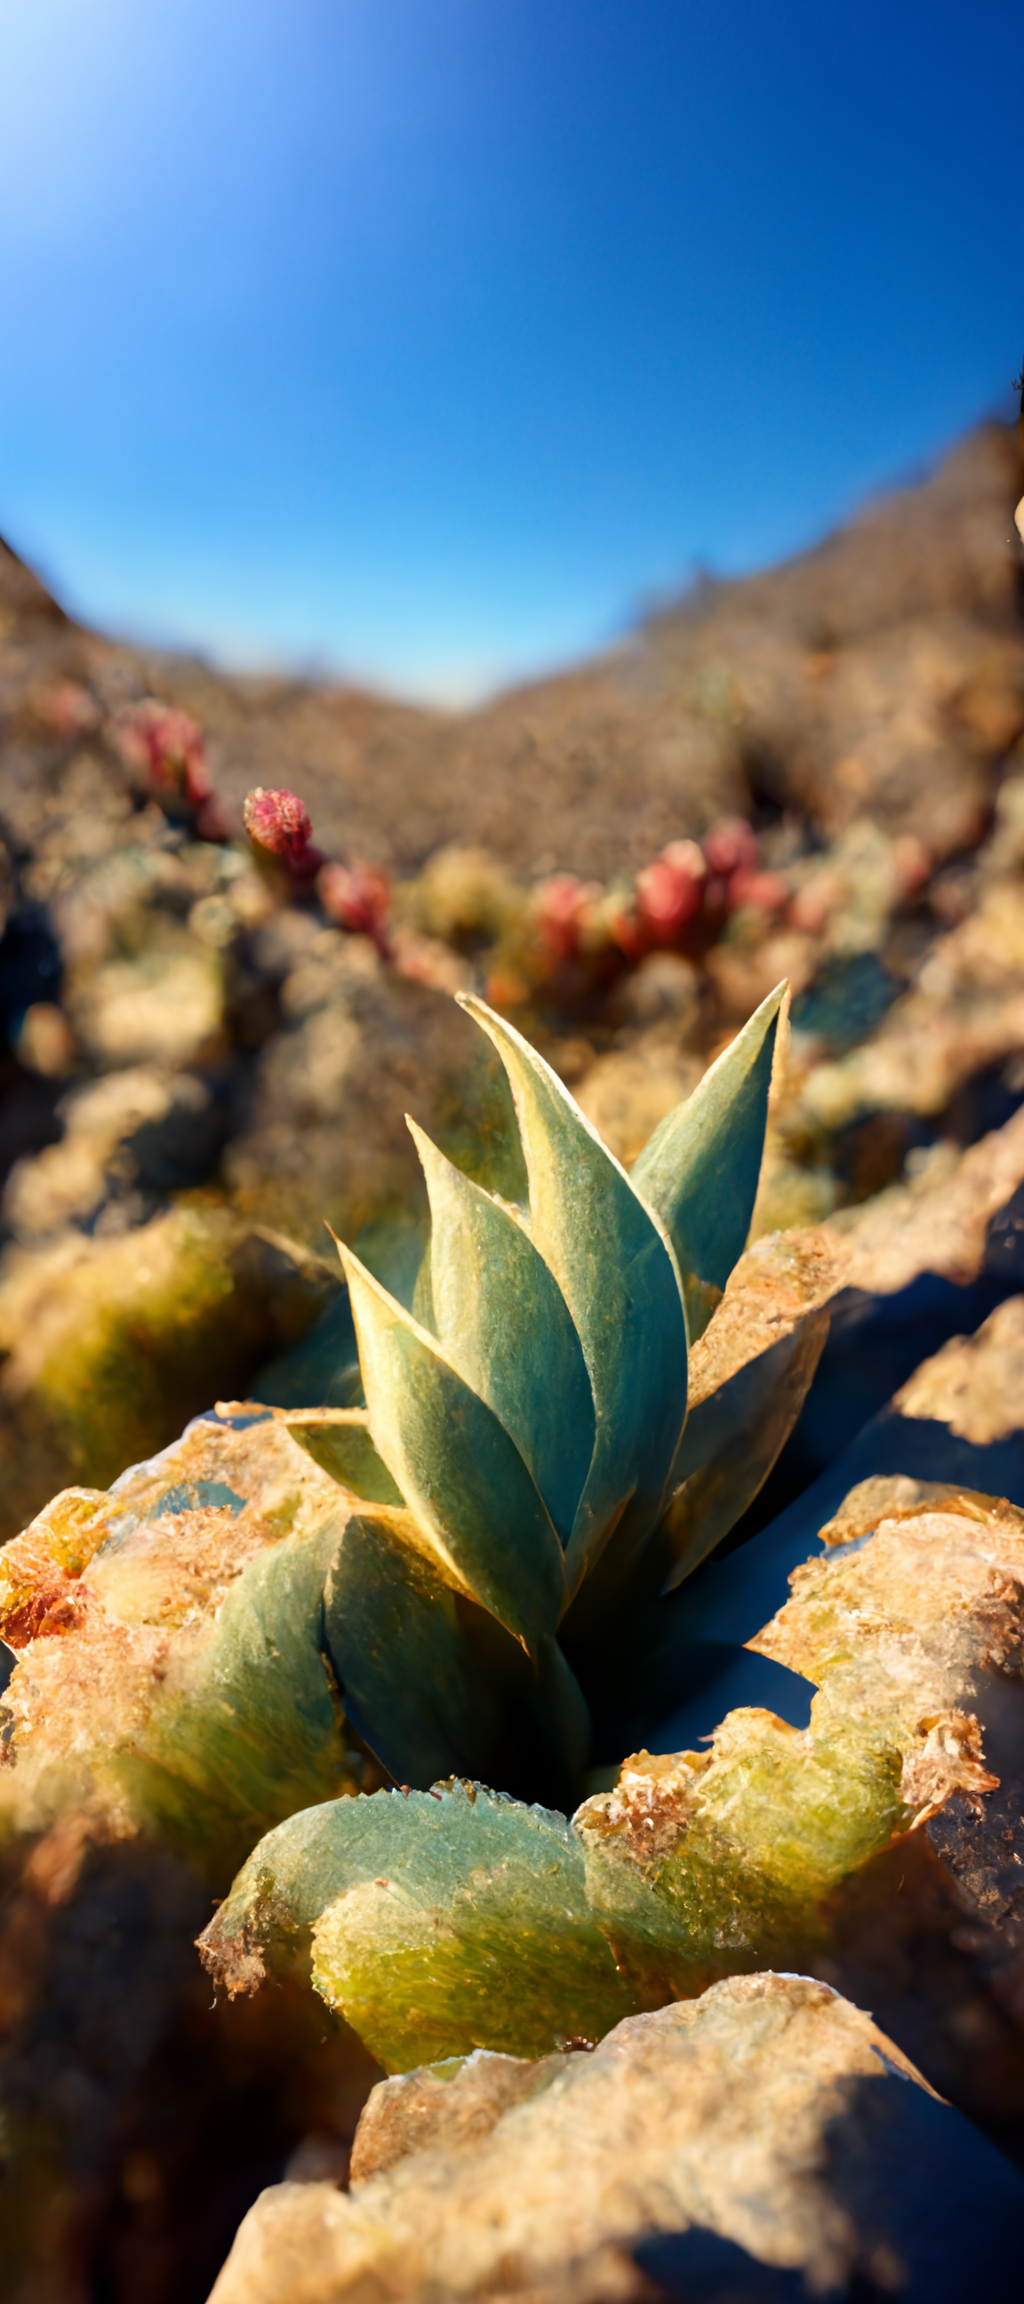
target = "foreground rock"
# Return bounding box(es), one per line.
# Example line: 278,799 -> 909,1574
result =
0,1205 -> 344,1541
208,1974 -> 1024,2304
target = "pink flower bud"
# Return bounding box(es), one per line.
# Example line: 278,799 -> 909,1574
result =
318,861 -> 391,950
635,840 -> 706,944
727,868 -> 788,915
892,836 -> 930,901
702,818 -> 758,880
112,699 -> 211,804
243,786 -> 313,859
533,874 -> 595,961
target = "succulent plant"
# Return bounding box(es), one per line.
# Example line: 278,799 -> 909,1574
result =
273,979 -> 807,1809
201,1475 -> 1015,2073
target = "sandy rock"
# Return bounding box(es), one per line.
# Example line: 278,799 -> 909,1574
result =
223,931 -> 521,1248
2,1064 -> 222,1239
796,873 -> 1024,1134
0,1206 -> 342,1539
832,1099 -> 1024,1295
349,2046 -> 571,2183
208,1975 -> 1024,2304
0,1405 -> 378,1868
892,1294 -> 1024,1442
68,934 -> 225,1070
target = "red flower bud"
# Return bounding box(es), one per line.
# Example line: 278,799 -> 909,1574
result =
635,840 -> 706,944
112,699 -> 211,805
319,861 -> 391,950
534,874 -> 594,961
727,868 -> 788,915
702,818 -> 758,880
243,786 -> 313,859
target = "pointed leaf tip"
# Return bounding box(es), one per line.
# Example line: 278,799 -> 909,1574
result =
631,980 -> 788,1339
406,1115 -> 594,1541
456,996 -> 688,1592
338,1240 -> 567,1651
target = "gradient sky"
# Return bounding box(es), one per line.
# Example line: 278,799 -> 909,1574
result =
0,0 -> 1020,700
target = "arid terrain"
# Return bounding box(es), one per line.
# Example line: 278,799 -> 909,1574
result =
2,418 -> 1024,2304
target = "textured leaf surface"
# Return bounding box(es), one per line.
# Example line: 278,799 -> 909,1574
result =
201,1782 -> 637,2069
408,1119 -> 594,1541
134,1513 -> 350,1865
322,1511 -> 495,1789
200,1486 -> 1020,2071
458,998 -> 687,1592
631,983 -> 786,1339
338,1244 -> 567,1652
654,1311 -> 830,1591
0,1414 -> 373,1876
280,1409 -> 404,1506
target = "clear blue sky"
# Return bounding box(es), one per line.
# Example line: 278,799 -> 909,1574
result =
0,0 -> 1020,701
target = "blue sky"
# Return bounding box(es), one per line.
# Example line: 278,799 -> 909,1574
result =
0,0 -> 1020,701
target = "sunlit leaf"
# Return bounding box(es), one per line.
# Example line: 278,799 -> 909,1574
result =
652,1309 -> 830,1591
322,1509 -> 494,1788
201,1781 -> 637,2070
279,1408 -> 404,1505
631,982 -> 787,1339
337,1242 -> 568,1653
408,1117 -> 594,1541
458,998 -> 687,1594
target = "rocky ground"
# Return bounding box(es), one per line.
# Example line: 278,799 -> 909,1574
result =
0,419 -> 1022,1540
1,417 -> 1024,2302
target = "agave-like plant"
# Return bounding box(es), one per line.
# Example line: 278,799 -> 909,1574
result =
279,980 -> 815,1809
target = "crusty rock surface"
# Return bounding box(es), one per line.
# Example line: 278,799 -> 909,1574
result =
207,1974 -> 1024,2304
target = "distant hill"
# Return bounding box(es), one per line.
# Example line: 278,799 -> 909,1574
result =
2,420 -> 1022,879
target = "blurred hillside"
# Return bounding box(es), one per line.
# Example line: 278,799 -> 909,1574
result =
3,421 -> 1022,880
0,417 -> 1022,1534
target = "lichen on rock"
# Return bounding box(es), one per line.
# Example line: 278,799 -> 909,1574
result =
206,1973 -> 1024,2304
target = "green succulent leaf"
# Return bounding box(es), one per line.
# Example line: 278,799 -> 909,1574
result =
458,997 -> 688,1594
202,1782 -> 637,2070
337,1242 -> 568,1653
407,1117 -> 595,1542
280,1408 -> 405,1505
119,1510 -> 352,1875
322,1509 -> 493,1789
631,982 -> 787,1340
653,1309 -> 830,1592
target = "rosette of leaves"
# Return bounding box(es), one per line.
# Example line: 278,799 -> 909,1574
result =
279,983 -> 805,1809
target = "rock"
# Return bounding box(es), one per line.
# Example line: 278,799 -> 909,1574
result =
207,1976 -> 1024,2304
223,931 -> 523,1248
0,1405 -> 381,1873
0,1806 -> 382,2304
837,1101 -> 1024,1295
0,1206 -> 342,1539
68,933 -> 225,1070
2,1064 -> 226,1240
349,2046 -> 572,2183
891,1293 -> 1024,1442
797,871 -> 1024,1135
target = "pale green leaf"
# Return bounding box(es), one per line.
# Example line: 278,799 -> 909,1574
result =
323,1509 -> 495,1788
337,1243 -> 567,1653
279,1408 -> 404,1506
200,1781 -> 637,2070
325,1514 -> 591,1809
408,1117 -> 594,1542
457,998 -> 688,1594
631,982 -> 787,1340
652,1308 -> 830,1591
